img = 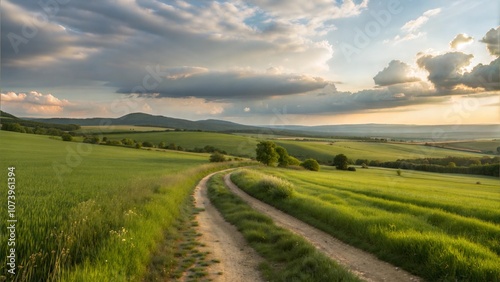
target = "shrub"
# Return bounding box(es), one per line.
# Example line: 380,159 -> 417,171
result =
287,156 -> 301,166
301,158 -> 320,171
61,133 -> 73,141
361,163 -> 368,169
142,141 -> 154,148
209,152 -> 226,162
347,167 -> 356,171
397,169 -> 402,176
83,136 -> 100,144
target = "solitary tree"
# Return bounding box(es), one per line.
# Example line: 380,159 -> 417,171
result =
256,141 -> 279,166
333,154 -> 349,170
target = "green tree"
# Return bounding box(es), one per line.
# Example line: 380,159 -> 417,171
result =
497,146 -> 500,154
275,146 -> 290,167
333,154 -> 348,170
61,133 -> 73,142
209,152 -> 226,162
142,141 -> 154,148
168,143 -> 177,150
301,158 -> 320,171
448,162 -> 456,168
158,141 -> 166,149
256,141 -> 279,166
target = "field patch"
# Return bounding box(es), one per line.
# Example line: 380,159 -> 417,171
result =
231,167 -> 500,281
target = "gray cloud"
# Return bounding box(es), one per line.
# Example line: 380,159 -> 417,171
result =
373,60 -> 420,86
450,33 -> 473,49
417,52 -> 474,91
480,26 -> 500,56
461,57 -> 500,90
116,69 -> 329,100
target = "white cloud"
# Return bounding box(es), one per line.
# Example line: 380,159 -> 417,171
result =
402,8 -> 441,32
450,33 -> 473,50
1,91 -> 72,115
387,8 -> 441,45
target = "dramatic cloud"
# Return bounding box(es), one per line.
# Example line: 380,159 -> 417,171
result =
461,58 -> 500,90
116,69 -> 329,100
417,52 -> 473,91
480,27 -> 500,56
450,33 -> 473,49
373,60 -> 420,86
417,51 -> 500,92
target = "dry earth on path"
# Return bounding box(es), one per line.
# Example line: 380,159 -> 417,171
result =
193,172 -> 265,282
223,173 -> 422,282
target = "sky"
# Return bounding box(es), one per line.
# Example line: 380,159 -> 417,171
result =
1,0 -> 499,126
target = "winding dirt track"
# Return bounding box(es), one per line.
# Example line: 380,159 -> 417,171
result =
222,173 -> 422,282
193,171 -> 265,282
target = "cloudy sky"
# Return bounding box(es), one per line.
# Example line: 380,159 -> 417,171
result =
1,0 -> 499,125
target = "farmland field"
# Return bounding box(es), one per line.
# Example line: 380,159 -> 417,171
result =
104,131 -> 259,157
91,130 -> 492,162
231,166 -> 500,281
0,131 -> 239,280
274,140 -> 492,163
437,140 -> 500,154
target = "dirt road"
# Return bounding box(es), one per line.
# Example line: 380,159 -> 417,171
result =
193,172 -> 264,282
223,173 -> 421,282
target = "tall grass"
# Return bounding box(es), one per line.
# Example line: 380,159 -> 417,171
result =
231,168 -> 500,281
207,173 -> 360,282
0,131 -> 248,281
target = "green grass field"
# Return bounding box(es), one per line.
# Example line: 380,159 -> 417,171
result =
439,140 -> 500,154
93,131 -> 491,162
0,131 -> 241,281
231,166 -> 500,281
105,131 -> 259,157
78,125 -> 170,133
274,140 -> 492,163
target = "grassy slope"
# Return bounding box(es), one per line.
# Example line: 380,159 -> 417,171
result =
440,140 -> 500,153
92,131 -> 491,162
105,131 -> 259,157
231,167 -> 500,281
275,140 -> 492,163
0,131 -> 235,280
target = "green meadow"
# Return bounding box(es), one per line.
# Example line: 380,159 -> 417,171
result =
0,131 -> 241,281
94,131 -> 490,162
231,166 -> 500,281
274,140 -> 493,163
105,131 -> 259,157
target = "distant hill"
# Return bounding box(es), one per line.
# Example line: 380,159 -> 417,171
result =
1,111 -> 80,131
27,112 -> 264,132
19,112 -> 500,140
